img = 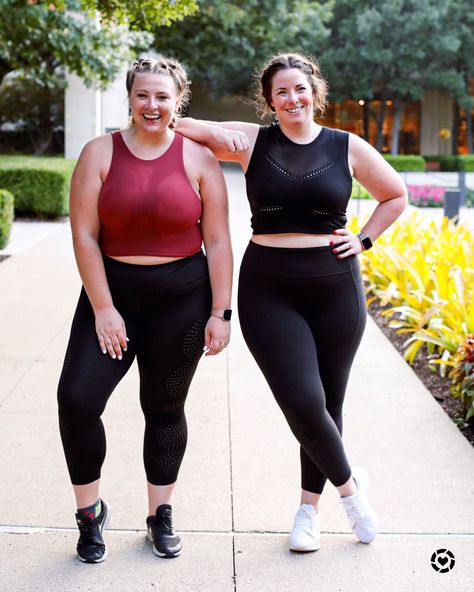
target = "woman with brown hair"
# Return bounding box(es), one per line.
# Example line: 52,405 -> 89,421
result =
57,57 -> 233,562
177,52 -> 406,553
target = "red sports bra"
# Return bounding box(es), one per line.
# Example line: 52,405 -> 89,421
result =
98,131 -> 202,257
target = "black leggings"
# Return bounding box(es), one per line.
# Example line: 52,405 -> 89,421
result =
238,242 -> 366,494
57,251 -> 211,486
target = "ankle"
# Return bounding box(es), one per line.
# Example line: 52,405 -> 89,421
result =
77,499 -> 101,520
339,477 -> 358,499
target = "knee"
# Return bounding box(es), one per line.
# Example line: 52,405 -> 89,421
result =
279,393 -> 330,439
57,380 -> 104,419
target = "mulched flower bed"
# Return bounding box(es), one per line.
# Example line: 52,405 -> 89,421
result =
368,299 -> 474,448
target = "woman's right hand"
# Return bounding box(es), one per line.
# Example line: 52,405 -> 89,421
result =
212,126 -> 250,153
95,306 -> 128,360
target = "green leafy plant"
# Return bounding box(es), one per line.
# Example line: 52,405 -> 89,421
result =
0,188 -> 14,249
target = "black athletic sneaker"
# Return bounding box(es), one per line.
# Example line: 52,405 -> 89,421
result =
75,499 -> 111,563
146,504 -> 182,558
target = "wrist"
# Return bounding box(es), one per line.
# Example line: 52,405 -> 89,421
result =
357,231 -> 373,251
210,308 -> 232,321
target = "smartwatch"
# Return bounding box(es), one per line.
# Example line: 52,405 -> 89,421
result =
211,308 -> 232,322
357,231 -> 373,251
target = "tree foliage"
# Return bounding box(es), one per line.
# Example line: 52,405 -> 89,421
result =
320,0 -> 464,152
81,0 -> 199,30
153,0 -> 334,97
0,1 -> 153,88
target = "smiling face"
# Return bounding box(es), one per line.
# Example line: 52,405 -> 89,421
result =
270,68 -> 315,126
128,72 -> 180,133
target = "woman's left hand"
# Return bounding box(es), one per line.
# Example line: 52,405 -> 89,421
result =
203,316 -> 231,356
330,228 -> 364,258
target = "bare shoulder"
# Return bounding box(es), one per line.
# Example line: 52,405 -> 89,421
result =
348,132 -> 391,171
182,136 -> 220,168
80,133 -> 112,159
75,133 -> 113,180
348,132 -> 378,156
348,132 -> 407,201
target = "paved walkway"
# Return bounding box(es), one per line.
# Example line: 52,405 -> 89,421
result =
1,169 -> 473,591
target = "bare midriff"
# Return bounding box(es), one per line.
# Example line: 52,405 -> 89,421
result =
108,255 -> 186,265
251,233 -> 334,248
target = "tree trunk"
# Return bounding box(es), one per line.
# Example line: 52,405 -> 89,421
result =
375,93 -> 387,152
362,101 -> 370,141
390,96 -> 403,155
466,106 -> 473,154
452,103 -> 461,155
30,128 -> 53,156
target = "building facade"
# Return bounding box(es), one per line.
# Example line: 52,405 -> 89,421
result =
65,75 -> 472,159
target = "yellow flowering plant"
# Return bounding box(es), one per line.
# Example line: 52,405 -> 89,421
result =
350,212 -> 474,420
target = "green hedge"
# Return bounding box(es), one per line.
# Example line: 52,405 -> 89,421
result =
0,189 -> 14,249
382,155 -> 426,171
0,167 -> 70,217
460,155 -> 474,171
0,155 -> 75,173
422,155 -> 474,172
0,155 -> 75,218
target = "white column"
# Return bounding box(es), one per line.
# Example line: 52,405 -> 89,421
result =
420,89 -> 453,155
64,68 -> 130,159
101,67 -> 129,134
64,72 -> 102,159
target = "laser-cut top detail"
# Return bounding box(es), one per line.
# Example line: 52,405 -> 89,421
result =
245,124 -> 353,234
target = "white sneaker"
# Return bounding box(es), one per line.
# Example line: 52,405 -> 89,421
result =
340,466 -> 378,543
289,504 -> 321,552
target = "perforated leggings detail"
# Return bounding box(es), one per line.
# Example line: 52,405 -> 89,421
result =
57,252 -> 211,486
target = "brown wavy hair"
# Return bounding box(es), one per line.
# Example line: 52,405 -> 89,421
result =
126,56 -> 191,129
254,53 -> 328,119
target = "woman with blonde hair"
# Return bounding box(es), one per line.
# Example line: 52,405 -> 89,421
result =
57,56 -> 233,562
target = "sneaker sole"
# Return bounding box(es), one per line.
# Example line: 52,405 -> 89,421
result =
289,543 -> 321,553
77,501 -> 111,564
146,530 -> 182,558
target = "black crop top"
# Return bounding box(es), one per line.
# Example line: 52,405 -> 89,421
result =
245,124 -> 353,234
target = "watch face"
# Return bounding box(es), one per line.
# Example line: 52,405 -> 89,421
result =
358,232 -> 372,250
223,309 -> 232,321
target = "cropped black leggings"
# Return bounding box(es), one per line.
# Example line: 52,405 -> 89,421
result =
238,242 -> 366,494
57,251 -> 211,486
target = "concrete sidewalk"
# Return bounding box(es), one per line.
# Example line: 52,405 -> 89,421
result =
1,169 -> 473,592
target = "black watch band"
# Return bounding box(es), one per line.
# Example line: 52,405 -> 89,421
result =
357,231 -> 373,251
211,308 -> 232,322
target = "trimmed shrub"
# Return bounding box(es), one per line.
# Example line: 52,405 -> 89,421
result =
0,188 -> 14,249
0,167 -> 69,217
422,155 -> 474,172
459,155 -> 474,172
382,155 -> 425,171
0,155 -> 75,173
